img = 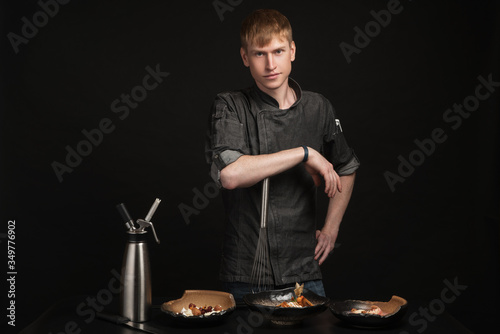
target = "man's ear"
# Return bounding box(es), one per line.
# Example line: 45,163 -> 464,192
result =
290,41 -> 296,62
240,47 -> 250,67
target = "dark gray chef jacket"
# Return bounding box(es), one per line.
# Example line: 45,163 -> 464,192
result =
205,78 -> 360,285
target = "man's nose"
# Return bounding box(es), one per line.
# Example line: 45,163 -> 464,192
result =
266,54 -> 276,70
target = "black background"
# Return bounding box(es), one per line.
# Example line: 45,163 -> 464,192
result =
1,0 -> 499,333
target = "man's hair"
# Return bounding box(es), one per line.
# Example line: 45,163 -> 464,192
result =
240,9 -> 293,49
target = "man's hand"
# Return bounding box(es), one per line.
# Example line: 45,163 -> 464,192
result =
304,147 -> 342,198
314,229 -> 338,265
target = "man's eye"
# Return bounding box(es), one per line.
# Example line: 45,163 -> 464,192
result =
276,50 -> 283,54
256,52 -> 263,56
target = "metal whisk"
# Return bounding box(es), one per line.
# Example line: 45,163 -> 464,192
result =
250,177 -> 273,292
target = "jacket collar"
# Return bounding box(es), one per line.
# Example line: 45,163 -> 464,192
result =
252,77 -> 302,109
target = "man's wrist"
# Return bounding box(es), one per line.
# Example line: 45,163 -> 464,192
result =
301,145 -> 309,162
322,221 -> 340,235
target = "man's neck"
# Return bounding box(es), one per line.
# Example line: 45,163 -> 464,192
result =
257,81 -> 296,109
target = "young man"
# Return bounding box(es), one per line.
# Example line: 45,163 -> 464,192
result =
205,9 -> 359,301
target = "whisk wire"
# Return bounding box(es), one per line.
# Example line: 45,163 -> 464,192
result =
250,178 -> 273,293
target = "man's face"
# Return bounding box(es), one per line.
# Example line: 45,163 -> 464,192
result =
241,36 -> 296,95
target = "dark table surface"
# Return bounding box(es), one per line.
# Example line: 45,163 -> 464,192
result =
18,296 -> 474,334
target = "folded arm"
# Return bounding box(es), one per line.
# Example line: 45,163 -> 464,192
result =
220,146 -> 342,198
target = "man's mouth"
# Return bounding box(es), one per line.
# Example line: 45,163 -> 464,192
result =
264,73 -> 280,79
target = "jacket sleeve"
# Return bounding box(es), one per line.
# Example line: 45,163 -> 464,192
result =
322,101 -> 360,176
205,94 -> 249,186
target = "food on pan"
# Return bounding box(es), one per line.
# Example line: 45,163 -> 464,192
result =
350,305 -> 386,316
179,303 -> 223,316
277,295 -> 314,308
276,283 -> 314,308
294,282 -> 304,297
